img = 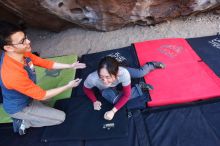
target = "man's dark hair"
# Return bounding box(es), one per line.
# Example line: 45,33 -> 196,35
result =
98,56 -> 119,77
0,21 -> 25,50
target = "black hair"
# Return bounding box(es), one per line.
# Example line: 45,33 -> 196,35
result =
0,21 -> 25,50
98,56 -> 119,77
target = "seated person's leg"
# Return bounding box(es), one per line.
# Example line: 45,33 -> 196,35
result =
102,84 -> 149,104
126,61 -> 165,78
130,84 -> 143,99
102,88 -> 122,104
147,61 -> 165,69
130,83 -> 152,99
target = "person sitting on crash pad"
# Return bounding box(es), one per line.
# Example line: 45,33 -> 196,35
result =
0,21 -> 86,135
83,56 -> 165,120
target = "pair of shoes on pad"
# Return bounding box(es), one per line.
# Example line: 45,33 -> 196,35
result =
140,61 -> 165,92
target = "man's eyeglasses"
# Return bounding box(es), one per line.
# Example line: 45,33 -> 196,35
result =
7,35 -> 29,46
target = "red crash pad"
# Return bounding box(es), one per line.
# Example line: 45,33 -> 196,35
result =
134,38 -> 220,107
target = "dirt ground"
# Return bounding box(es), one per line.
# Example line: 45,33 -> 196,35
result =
27,12 -> 220,58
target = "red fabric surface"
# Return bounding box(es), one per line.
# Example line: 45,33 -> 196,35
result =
134,38 -> 220,107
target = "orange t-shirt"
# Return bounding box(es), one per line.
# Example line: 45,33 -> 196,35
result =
1,52 -> 54,100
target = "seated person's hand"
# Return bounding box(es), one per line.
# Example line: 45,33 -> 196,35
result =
104,110 -> 115,120
93,101 -> 102,110
67,78 -> 82,88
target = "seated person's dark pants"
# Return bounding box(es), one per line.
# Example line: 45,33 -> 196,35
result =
101,84 -> 143,104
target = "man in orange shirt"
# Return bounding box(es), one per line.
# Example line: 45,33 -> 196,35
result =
0,21 -> 86,135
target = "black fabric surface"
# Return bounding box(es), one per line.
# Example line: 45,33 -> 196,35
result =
85,110 -> 150,146
41,95 -> 129,141
186,34 -> 220,77
2,100 -> 220,146
0,124 -> 48,146
144,99 -> 220,146
0,124 -> 83,146
48,141 -> 83,146
0,122 -> 82,146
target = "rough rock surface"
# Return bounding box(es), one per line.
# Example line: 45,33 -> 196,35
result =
0,0 -> 220,31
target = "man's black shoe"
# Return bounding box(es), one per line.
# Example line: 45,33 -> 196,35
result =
12,118 -> 26,135
18,121 -> 26,135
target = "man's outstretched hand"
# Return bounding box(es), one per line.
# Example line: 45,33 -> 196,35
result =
67,78 -> 82,88
71,61 -> 86,69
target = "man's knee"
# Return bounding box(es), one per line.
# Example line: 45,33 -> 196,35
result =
56,111 -> 66,125
60,111 -> 66,123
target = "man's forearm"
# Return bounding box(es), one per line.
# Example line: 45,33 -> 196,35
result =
43,84 -> 70,100
52,62 -> 71,69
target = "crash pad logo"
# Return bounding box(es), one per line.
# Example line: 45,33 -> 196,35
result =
209,38 -> 220,50
45,69 -> 61,77
103,123 -> 115,130
157,45 -> 184,58
107,52 -> 127,63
